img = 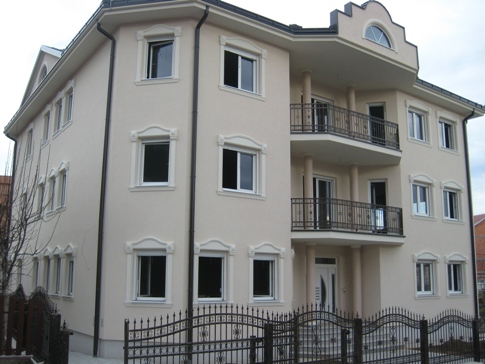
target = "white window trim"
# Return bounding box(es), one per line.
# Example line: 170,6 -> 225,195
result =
32,255 -> 40,289
136,24 -> 181,84
43,248 -> 52,293
406,100 -> 431,145
58,162 -> 69,211
125,237 -> 173,307
51,246 -> 63,297
194,239 -> 235,305
362,19 -> 398,52
248,243 -> 285,305
63,244 -> 77,299
445,253 -> 468,297
413,252 -> 440,298
25,124 -> 34,160
437,111 -> 459,153
409,174 -> 435,220
37,177 -> 46,215
219,35 -> 266,100
47,169 -> 58,213
53,92 -> 64,136
217,135 -> 266,199
130,126 -> 177,191
41,105 -> 51,146
64,81 -> 75,127
441,181 -> 464,223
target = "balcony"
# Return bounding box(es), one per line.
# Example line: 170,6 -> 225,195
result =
290,104 -> 401,166
291,198 -> 404,246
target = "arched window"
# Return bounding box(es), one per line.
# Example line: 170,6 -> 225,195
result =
365,25 -> 391,48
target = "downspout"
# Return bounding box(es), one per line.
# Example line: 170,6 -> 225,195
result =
188,5 -> 209,339
462,109 -> 478,318
94,22 -> 115,357
3,134 -> 16,293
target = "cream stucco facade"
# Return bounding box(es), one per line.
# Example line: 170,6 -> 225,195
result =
4,0 -> 484,358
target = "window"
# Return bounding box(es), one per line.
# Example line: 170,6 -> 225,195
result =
137,255 -> 166,299
37,180 -> 45,213
55,98 -> 63,132
26,128 -> 33,158
446,254 -> 467,295
64,244 -> 76,297
220,36 -> 266,97
414,252 -> 439,297
55,256 -> 61,294
67,259 -> 74,296
194,239 -> 235,304
408,110 -> 427,141
125,238 -> 174,305
224,50 -> 256,92
39,65 -> 47,82
443,190 -> 458,220
66,90 -> 74,124
147,40 -> 173,79
223,148 -> 255,193
59,170 -> 67,207
248,243 -> 285,304
439,119 -> 456,150
218,135 -> 266,198
130,126 -> 177,191
49,175 -> 56,211
141,141 -> 169,184
44,255 -> 51,293
365,25 -> 392,48
412,184 -> 429,216
33,258 -> 39,288
42,111 -> 50,144
410,174 -> 435,218
136,24 -> 181,83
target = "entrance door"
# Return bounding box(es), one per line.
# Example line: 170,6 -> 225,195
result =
369,104 -> 386,145
370,181 -> 387,232
315,258 -> 337,311
313,178 -> 333,229
312,98 -> 329,132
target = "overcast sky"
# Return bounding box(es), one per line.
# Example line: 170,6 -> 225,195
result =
1,0 -> 484,213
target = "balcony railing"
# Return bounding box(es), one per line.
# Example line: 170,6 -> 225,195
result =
290,103 -> 400,149
291,198 -> 403,235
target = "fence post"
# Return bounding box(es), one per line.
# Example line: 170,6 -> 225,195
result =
341,329 -> 350,364
5,295 -> 16,355
293,314 -> 299,362
15,297 -> 25,355
472,318 -> 480,362
48,313 -> 61,364
420,319 -> 429,364
264,323 -> 273,364
249,335 -> 256,364
353,317 -> 363,364
0,295 -> 4,354
124,319 -> 129,364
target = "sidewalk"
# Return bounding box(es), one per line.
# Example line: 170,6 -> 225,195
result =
69,351 -> 123,364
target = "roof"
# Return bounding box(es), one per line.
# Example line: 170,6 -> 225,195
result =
475,214 -> 485,226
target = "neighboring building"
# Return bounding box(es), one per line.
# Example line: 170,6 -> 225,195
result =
4,0 -> 484,358
0,175 -> 12,237
475,214 -> 485,293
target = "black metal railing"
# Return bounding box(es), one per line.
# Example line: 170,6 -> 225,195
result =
125,305 -> 485,364
291,197 -> 403,235
290,103 -> 400,149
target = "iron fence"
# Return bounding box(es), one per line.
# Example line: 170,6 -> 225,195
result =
124,305 -> 485,364
290,103 -> 400,150
291,197 -> 404,235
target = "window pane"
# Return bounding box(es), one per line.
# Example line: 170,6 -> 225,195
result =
139,256 -> 166,298
224,51 -> 238,88
222,149 -> 238,189
253,260 -> 273,297
416,264 -> 422,292
198,257 -> 223,298
240,56 -> 254,92
423,263 -> 431,292
239,152 -> 254,191
143,142 -> 169,183
150,41 -> 173,78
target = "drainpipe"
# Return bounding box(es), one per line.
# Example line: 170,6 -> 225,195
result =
188,5 -> 209,340
94,22 -> 115,357
462,109 -> 478,318
3,134 -> 16,294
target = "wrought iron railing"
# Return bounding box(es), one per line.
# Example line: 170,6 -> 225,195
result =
290,103 -> 400,149
291,197 -> 403,235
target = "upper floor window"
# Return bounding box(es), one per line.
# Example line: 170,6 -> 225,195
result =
220,36 -> 266,98
438,119 -> 456,151
66,89 -> 74,124
42,109 -> 51,144
136,24 -> 181,84
217,135 -> 267,199
26,128 -> 33,158
55,97 -> 63,132
442,181 -> 463,221
410,174 -> 435,219
130,126 -> 177,191
365,25 -> 391,48
408,110 -> 427,142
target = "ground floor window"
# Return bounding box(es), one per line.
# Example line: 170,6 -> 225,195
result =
137,255 -> 166,299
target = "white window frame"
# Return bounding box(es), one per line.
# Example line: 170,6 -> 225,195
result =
43,248 -> 51,293
125,237 -> 174,307
445,253 -> 467,296
58,162 -> 69,209
32,256 -> 40,289
441,181 -> 463,222
136,24 -> 181,84
64,244 -> 77,298
48,170 -> 57,212
194,239 -> 235,304
130,126 -> 177,191
410,174 -> 435,219
52,246 -> 63,296
219,36 -> 266,99
54,94 -> 63,134
37,177 -> 45,215
25,126 -> 34,159
406,101 -> 430,144
217,135 -> 266,199
65,87 -> 74,125
248,243 -> 285,305
362,19 -> 397,51
413,252 -> 440,298
42,106 -> 51,145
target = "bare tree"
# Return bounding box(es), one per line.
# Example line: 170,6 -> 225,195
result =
0,142 -> 59,296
